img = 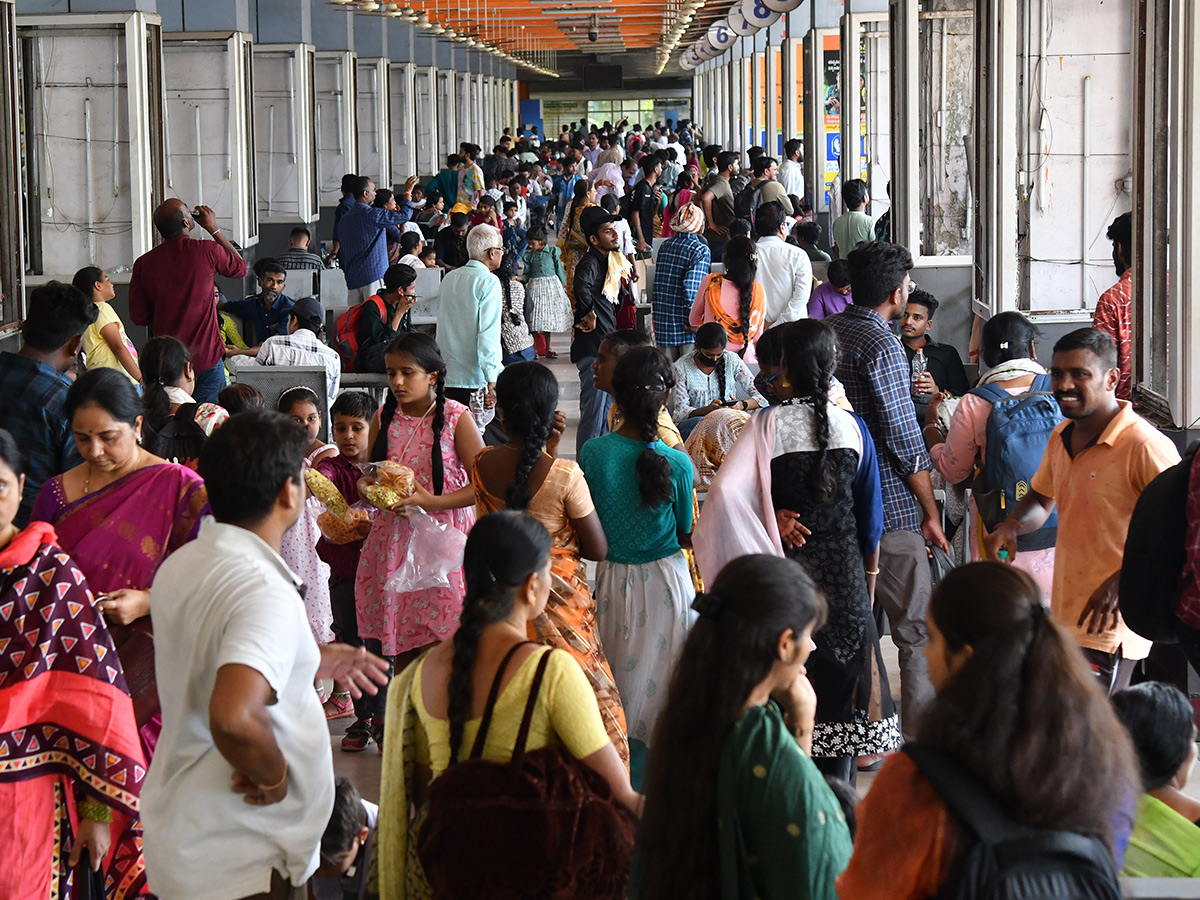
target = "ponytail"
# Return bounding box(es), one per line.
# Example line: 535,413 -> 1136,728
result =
611,347 -> 677,507
782,320 -> 838,501
447,512 -> 553,763
494,363 -> 559,511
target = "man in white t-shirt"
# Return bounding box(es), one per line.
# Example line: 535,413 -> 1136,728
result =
753,201 -> 812,327
142,411 -> 388,900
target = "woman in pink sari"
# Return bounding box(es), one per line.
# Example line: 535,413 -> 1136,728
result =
31,370 -> 209,757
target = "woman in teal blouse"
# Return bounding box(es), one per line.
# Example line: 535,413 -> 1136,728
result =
630,553 -> 853,900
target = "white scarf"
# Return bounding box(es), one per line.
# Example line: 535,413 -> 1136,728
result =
978,357 -> 1046,385
601,250 -> 632,305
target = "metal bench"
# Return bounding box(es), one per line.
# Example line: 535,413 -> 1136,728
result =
339,372 -> 390,406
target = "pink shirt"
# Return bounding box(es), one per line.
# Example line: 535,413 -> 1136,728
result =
688,274 -> 765,361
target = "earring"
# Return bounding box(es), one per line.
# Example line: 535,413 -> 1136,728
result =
780,379 -> 791,388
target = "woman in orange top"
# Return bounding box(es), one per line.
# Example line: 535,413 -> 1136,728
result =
838,562 -> 1140,899
688,235 -> 766,360
471,361 -> 629,768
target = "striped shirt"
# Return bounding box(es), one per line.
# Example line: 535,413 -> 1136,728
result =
826,304 -> 929,534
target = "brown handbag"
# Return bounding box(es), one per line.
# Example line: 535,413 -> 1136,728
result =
417,643 -> 637,900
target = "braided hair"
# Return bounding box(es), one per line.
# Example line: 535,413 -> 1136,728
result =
722,236 -> 758,345
782,319 -> 838,502
494,363 -> 559,510
695,322 -> 730,402
372,332 -> 448,494
497,255 -> 521,327
611,346 -> 677,506
447,511 -> 552,763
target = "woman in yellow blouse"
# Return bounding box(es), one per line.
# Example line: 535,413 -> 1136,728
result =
377,511 -> 641,899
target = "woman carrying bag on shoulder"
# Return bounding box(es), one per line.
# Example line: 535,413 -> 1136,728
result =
377,510 -> 641,900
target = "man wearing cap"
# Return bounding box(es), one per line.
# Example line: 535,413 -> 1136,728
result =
226,295 -> 343,409
572,206 -> 626,457
652,204 -> 711,362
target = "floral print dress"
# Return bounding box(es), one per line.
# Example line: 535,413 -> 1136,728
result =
355,399 -> 475,656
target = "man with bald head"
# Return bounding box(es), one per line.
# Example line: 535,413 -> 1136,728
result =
129,199 -> 248,403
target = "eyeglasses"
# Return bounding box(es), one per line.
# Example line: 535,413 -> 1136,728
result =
906,281 -> 919,294
402,290 -> 418,299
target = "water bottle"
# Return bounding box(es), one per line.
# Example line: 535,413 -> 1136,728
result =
911,350 -> 928,396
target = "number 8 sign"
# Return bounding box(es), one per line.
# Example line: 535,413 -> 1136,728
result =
740,0 -> 781,30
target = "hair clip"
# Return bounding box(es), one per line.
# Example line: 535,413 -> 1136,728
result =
691,591 -> 723,618
999,342 -> 1010,350
646,440 -> 658,449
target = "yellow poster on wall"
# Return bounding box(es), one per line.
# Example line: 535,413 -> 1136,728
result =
822,33 -> 841,208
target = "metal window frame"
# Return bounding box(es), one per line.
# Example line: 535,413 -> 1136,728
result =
1131,0 -> 1200,428
17,11 -> 165,279
802,27 -> 837,213
0,0 -> 24,331
969,0 -> 1018,317
356,57 -> 391,188
253,42 -> 318,224
841,11 -> 886,187
414,65 -> 437,176
437,68 -> 456,162
389,61 -> 416,182
162,31 -> 258,250
314,50 -> 358,207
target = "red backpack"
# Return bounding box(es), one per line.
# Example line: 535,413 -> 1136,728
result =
334,295 -> 386,373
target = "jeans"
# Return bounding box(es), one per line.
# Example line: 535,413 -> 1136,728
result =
502,345 -> 536,366
192,363 -> 227,405
657,342 -> 694,363
874,528 -> 934,740
576,355 -> 613,459
678,416 -> 702,440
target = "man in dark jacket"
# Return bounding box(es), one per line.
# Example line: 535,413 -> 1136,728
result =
571,206 -> 622,457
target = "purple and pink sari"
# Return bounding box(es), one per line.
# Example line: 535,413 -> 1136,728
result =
0,521 -> 150,899
31,464 -> 209,756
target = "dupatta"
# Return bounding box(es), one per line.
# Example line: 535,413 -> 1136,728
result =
0,523 -> 149,899
692,406 -> 784,585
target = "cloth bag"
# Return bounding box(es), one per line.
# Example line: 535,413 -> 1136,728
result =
417,643 -> 637,900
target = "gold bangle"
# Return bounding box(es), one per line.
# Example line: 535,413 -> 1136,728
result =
865,568 -> 881,576
259,760 -> 288,793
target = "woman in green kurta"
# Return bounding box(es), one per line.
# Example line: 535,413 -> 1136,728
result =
630,554 -> 853,900
1113,682 -> 1200,877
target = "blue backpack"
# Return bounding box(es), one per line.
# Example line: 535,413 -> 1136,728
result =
969,374 -> 1061,551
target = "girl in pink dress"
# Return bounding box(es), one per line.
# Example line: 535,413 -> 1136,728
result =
355,333 -> 483,694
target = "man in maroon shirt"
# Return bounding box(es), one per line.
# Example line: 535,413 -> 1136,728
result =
130,199 -> 248,403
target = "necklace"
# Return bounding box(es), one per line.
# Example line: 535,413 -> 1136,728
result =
83,447 -> 141,495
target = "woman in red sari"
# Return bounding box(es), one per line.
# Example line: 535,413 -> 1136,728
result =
0,429 -> 150,899
31,370 -> 209,757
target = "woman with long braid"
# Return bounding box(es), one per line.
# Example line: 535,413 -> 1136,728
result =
471,362 -> 629,767
694,319 -> 901,783
688,235 -> 766,358
355,333 -> 483,748
376,511 -> 640,898
581,347 -> 697,759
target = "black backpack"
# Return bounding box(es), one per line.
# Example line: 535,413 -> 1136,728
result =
904,744 -> 1121,900
1118,440 -> 1199,643
733,183 -> 763,223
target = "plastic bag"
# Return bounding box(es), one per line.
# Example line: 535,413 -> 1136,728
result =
384,508 -> 467,593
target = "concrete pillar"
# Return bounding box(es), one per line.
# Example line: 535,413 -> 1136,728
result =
160,0 -> 251,33
253,0 -> 312,45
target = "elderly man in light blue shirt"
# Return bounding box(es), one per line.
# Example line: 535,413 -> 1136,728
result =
437,223 -> 505,416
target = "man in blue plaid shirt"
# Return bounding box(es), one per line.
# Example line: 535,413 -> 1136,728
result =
0,282 -> 93,526
652,204 -> 711,362
827,241 -> 951,740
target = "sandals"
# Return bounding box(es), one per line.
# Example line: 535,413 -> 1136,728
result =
544,350 -> 559,360
323,691 -> 354,720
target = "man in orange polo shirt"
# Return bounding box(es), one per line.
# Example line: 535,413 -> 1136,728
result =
985,327 -> 1179,692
